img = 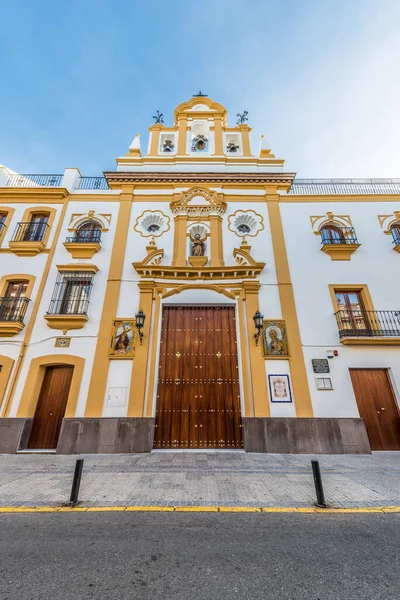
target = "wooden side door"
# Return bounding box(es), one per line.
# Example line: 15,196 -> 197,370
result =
350,368 -> 400,450
154,306 -> 242,449
28,366 -> 74,449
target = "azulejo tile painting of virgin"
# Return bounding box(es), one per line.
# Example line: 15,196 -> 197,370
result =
110,319 -> 136,358
262,320 -> 289,358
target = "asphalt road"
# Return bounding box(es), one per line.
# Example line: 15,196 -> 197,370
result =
0,512 -> 399,600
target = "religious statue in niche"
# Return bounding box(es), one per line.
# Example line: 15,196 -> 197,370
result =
109,320 -> 136,359
262,320 -> 289,358
191,233 -> 205,256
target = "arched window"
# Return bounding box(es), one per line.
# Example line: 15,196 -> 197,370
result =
320,224 -> 345,245
75,221 -> 101,243
390,222 -> 400,246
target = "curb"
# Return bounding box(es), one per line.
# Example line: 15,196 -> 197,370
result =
0,505 -> 399,514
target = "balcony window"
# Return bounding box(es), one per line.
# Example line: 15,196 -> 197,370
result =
12,214 -> 49,243
66,221 -> 102,244
0,281 -> 30,323
320,225 -> 358,245
0,213 -> 6,233
391,224 -> 400,249
47,272 -> 94,316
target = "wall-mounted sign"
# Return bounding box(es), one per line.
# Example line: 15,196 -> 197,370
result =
315,376 -> 334,390
312,359 -> 330,373
55,337 -> 71,348
268,374 -> 293,403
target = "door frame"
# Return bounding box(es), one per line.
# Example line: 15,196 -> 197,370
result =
148,300 -> 245,420
16,355 -> 85,419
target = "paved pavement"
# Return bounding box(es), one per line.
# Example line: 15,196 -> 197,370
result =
0,451 -> 399,508
1,512 -> 399,599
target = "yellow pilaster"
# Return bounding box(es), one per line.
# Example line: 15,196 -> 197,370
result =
145,290 -> 161,417
177,117 -> 188,155
209,215 -> 224,266
127,281 -> 156,417
84,193 -> 132,417
267,198 -> 313,417
149,124 -> 163,156
235,292 -> 253,417
238,124 -> 252,156
243,281 -> 270,417
213,117 -> 224,155
172,215 -> 188,266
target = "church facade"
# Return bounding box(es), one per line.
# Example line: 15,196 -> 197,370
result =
1,95 -> 400,454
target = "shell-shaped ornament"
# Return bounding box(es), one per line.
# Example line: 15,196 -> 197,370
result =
134,210 -> 171,238
228,210 -> 264,237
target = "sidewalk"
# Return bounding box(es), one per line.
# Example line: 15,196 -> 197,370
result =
0,451 -> 399,508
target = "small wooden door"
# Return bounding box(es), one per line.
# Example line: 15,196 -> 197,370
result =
350,368 -> 400,450
28,366 -> 74,449
154,306 -> 242,449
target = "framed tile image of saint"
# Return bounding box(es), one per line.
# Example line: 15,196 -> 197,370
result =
110,319 -> 136,359
262,320 -> 289,358
268,374 -> 293,403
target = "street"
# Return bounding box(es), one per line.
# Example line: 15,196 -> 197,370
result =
0,512 -> 399,600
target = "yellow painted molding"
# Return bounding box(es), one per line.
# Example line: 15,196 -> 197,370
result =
44,314 -> 88,334
0,207 -> 15,247
236,295 -> 252,416
171,214 -> 187,266
267,201 -> 313,418
329,284 -> 375,313
56,263 -> 99,274
394,244 -> 400,254
145,291 -> 161,417
321,244 -> 360,260
8,240 -> 46,256
340,337 -> 400,345
84,198 -> 133,417
0,355 -> 14,409
0,188 -> 68,202
161,283 -> 236,301
16,354 -> 85,418
188,255 -> 208,267
63,242 -> 101,259
0,274 -> 36,298
209,214 -> 224,266
0,322 -> 25,337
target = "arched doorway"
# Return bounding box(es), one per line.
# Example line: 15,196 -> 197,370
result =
154,304 -> 243,449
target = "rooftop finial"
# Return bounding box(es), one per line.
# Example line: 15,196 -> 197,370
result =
193,90 -> 208,97
236,110 -> 248,125
152,110 -> 164,124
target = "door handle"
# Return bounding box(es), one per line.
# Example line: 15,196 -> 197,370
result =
380,407 -> 386,411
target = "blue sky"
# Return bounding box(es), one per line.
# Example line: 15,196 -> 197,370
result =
1,0 -> 399,177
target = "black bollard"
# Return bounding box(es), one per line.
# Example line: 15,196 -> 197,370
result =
311,460 -> 326,508
69,459 -> 84,506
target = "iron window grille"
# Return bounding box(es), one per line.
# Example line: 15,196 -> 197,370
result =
0,297 -> 30,322
65,223 -> 102,244
320,226 -> 358,245
47,271 -> 94,316
12,221 -> 49,243
335,309 -> 400,339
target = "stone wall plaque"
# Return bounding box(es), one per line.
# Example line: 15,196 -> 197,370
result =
312,359 -> 330,373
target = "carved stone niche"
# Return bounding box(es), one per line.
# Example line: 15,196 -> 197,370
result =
188,223 -> 208,266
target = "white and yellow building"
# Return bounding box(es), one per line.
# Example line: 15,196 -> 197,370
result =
1,95 -> 400,454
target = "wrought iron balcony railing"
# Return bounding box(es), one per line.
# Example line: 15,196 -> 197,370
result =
321,227 -> 358,245
392,229 -> 400,247
47,298 -> 90,316
76,177 -> 109,190
12,222 -> 49,243
6,174 -> 62,187
47,272 -> 94,316
0,297 -> 30,322
65,231 -> 102,244
335,310 -> 400,339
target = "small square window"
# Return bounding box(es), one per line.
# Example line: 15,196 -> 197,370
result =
315,376 -> 333,390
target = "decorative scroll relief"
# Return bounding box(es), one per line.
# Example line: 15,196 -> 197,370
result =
310,212 -> 352,235
228,210 -> 264,237
170,186 -> 227,217
134,210 -> 170,238
68,211 -> 111,232
378,211 -> 400,234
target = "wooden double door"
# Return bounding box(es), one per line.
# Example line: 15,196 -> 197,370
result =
350,368 -> 400,450
154,306 -> 242,449
28,366 -> 73,450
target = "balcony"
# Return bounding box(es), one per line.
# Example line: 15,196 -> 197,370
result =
9,222 -> 49,256
335,309 -> 400,345
392,229 -> 400,253
63,231 -> 102,259
44,271 -> 93,333
321,227 -> 360,260
75,177 -> 109,190
6,174 -> 63,187
0,297 -> 30,336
